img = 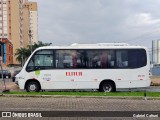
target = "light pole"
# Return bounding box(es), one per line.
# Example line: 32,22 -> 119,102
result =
29,30 -> 33,54
0,0 -> 6,92
0,42 -> 9,92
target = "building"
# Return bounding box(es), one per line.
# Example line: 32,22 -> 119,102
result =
0,0 -> 38,66
0,0 -> 13,66
152,40 -> 160,66
23,1 -> 38,48
9,0 -> 24,65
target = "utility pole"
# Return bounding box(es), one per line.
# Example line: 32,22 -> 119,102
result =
29,29 -> 33,54
0,42 -> 9,92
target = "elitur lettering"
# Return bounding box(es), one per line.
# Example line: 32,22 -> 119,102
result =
66,72 -> 82,76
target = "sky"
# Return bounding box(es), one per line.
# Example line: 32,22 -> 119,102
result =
31,0 -> 160,50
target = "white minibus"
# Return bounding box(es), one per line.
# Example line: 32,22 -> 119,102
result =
15,43 -> 151,92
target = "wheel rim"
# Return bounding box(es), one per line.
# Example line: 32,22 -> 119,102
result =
29,84 -> 37,91
103,84 -> 112,92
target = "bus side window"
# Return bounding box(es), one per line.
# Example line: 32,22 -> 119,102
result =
26,58 -> 34,71
128,49 -> 147,68
63,55 -> 72,68
44,55 -> 53,66
27,50 -> 54,71
80,51 -> 89,68
92,54 -> 100,68
116,50 -> 128,68
107,50 -> 115,68
35,55 -> 40,66
28,59 -> 34,66
56,50 -> 77,68
101,51 -> 107,68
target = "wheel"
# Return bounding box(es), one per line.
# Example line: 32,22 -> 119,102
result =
26,81 -> 40,92
99,82 -> 115,92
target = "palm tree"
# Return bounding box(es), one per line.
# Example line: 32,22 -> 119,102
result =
15,41 -> 52,66
27,41 -> 52,53
15,47 -> 28,66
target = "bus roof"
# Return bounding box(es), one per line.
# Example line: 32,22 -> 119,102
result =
36,43 -> 148,50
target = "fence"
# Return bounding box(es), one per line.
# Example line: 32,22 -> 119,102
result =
151,67 -> 160,75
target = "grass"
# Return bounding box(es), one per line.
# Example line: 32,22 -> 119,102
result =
3,91 -> 160,97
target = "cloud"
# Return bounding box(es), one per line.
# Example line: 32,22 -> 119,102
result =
37,0 -> 160,48
126,13 -> 160,27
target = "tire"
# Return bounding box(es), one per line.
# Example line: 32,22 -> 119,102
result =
26,81 -> 40,92
99,82 -> 115,92
12,77 -> 15,82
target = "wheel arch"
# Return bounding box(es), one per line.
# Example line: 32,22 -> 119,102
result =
25,79 -> 41,90
99,79 -> 116,92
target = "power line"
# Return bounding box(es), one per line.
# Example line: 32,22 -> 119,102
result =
122,29 -> 160,43
149,48 -> 160,53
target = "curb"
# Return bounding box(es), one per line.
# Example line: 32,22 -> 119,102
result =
151,83 -> 160,86
1,94 -> 160,100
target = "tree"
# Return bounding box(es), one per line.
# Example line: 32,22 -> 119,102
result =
15,47 -> 28,66
15,41 -> 52,66
27,41 -> 52,53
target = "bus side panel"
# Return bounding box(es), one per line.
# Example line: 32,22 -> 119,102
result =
129,67 -> 151,88
115,67 -> 150,88
40,70 -> 100,89
18,66 -> 150,90
39,69 -> 132,90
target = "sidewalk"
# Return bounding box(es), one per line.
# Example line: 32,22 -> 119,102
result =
150,76 -> 160,86
0,80 -> 19,92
